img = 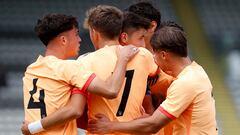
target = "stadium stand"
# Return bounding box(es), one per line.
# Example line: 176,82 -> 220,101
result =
194,0 -> 240,120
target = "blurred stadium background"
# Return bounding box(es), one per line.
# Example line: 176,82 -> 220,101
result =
0,0 -> 239,134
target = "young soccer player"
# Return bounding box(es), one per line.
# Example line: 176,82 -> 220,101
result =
79,5 -> 161,134
126,2 -> 165,111
119,11 -> 173,117
119,11 -> 150,48
126,1 -> 161,53
88,21 -> 218,135
21,13 -> 138,135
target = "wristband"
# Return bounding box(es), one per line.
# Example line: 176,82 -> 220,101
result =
28,120 -> 44,134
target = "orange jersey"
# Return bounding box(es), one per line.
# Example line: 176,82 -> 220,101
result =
23,55 -> 95,135
148,69 -> 174,135
78,45 -> 158,134
148,69 -> 174,97
159,61 -> 218,135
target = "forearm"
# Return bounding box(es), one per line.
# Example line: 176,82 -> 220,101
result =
40,94 -> 86,130
111,110 -> 171,134
111,116 -> 159,134
41,106 -> 79,129
26,105 -> 81,134
87,45 -> 138,98
87,58 -> 128,98
106,58 -> 128,95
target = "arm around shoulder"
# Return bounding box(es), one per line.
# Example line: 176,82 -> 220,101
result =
87,45 -> 139,98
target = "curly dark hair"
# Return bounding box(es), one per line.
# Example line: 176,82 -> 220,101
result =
151,21 -> 187,57
35,13 -> 79,46
126,1 -> 161,29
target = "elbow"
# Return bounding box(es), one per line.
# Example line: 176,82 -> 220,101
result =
106,90 -> 118,99
70,107 -> 84,118
151,127 -> 160,134
74,110 -> 83,118
102,86 -> 118,99
149,122 -> 162,133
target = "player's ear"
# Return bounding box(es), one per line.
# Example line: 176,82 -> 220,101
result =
119,32 -> 128,45
59,35 -> 68,46
161,50 -> 167,60
89,27 -> 99,42
149,21 -> 158,32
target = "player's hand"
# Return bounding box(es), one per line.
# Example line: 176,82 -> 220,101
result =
21,121 -> 31,135
117,45 -> 139,63
88,113 -> 112,134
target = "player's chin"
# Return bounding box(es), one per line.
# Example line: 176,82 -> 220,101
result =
70,52 -> 79,58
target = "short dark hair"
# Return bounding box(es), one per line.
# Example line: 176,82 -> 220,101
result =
35,13 -> 78,46
150,21 -> 187,57
122,11 -> 151,34
86,5 -> 123,40
126,1 -> 161,29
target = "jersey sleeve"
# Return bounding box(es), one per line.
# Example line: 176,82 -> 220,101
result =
158,79 -> 197,119
139,48 -> 158,75
71,87 -> 88,97
60,60 -> 96,94
148,69 -> 174,96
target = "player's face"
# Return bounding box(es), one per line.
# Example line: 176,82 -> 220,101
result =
120,29 -> 146,48
153,51 -> 166,72
127,29 -> 146,47
66,27 -> 81,58
153,50 -> 172,75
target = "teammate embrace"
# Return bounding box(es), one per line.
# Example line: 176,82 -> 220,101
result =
22,2 -> 218,135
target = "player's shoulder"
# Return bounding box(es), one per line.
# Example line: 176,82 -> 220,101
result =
90,45 -> 117,57
138,47 -> 153,57
77,52 -> 93,61
60,59 -> 81,69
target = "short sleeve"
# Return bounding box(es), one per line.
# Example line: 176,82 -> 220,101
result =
60,60 -> 96,94
139,48 -> 158,76
158,79 -> 197,119
71,87 -> 88,97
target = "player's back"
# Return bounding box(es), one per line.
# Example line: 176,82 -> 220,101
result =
23,56 -> 82,135
79,45 -> 157,126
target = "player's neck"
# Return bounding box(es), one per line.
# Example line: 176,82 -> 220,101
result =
145,42 -> 154,53
45,43 -> 66,59
98,39 -> 120,48
171,57 -> 192,77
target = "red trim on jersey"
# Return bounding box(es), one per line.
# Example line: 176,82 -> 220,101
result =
158,106 -> 176,120
71,73 -> 96,97
81,73 -> 96,93
71,88 -> 88,97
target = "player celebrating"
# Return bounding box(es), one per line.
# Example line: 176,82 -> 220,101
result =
22,13 -> 138,135
88,21 -> 218,135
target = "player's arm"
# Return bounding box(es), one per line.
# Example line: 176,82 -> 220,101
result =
21,45 -> 139,134
21,93 -> 86,135
87,45 -> 139,99
88,109 -> 172,134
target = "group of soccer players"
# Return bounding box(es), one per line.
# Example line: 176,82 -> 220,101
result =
21,1 -> 218,135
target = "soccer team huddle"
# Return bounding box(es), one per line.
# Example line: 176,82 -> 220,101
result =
21,1 -> 218,135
